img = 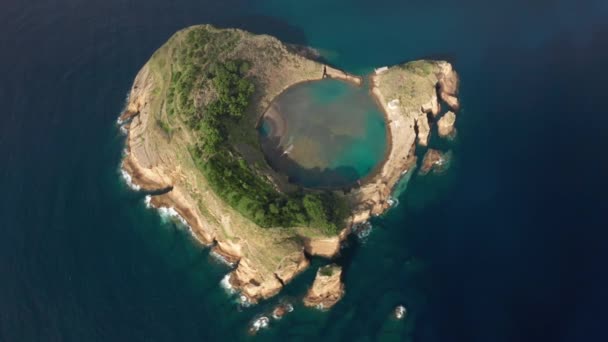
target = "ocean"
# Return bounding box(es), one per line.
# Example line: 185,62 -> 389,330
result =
1,0 -> 607,341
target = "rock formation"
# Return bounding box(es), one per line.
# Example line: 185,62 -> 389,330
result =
118,25 -> 460,306
437,111 -> 456,138
303,265 -> 345,309
419,149 -> 450,175
437,62 -> 460,111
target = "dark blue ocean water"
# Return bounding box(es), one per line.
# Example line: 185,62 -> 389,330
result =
2,0 -> 608,341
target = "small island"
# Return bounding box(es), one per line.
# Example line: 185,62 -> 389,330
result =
118,25 -> 459,307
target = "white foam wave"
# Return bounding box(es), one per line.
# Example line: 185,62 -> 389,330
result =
143,196 -> 191,230
210,250 -> 236,267
220,274 -> 236,295
144,195 -> 152,208
120,168 -> 141,191
119,124 -> 128,135
387,197 -> 399,208
157,206 -> 189,227
353,221 -> 373,240
238,294 -> 253,307
250,316 -> 270,332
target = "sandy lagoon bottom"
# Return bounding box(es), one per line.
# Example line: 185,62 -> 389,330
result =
259,79 -> 387,188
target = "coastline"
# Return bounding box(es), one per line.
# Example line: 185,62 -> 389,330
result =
117,25 -> 459,305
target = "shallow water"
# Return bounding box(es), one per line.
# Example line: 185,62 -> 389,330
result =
259,79 -> 386,188
1,0 -> 608,341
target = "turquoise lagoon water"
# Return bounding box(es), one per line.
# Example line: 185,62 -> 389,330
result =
2,0 -> 608,341
259,79 -> 387,188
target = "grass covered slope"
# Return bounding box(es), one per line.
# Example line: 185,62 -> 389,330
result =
151,25 -> 347,235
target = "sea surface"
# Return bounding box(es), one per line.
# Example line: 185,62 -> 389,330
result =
259,79 -> 387,188
2,0 -> 608,341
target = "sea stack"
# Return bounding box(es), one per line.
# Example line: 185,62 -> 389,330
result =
419,149 -> 450,175
303,264 -> 345,309
437,111 -> 456,138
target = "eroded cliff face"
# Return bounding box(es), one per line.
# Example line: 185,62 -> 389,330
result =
118,25 -> 460,306
303,265 -> 345,309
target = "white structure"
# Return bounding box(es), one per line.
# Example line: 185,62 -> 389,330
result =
375,66 -> 389,74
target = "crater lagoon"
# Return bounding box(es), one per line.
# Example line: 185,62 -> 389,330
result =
259,79 -> 387,188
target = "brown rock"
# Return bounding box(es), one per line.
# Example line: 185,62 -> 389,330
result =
303,264 -> 344,309
441,92 -> 460,111
437,111 -> 456,138
419,149 -> 449,175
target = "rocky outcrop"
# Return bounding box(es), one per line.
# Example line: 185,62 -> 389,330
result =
419,149 -> 449,175
437,111 -> 456,138
438,62 -> 460,111
303,265 -> 345,309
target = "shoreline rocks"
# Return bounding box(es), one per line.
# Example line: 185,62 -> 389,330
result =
303,264 -> 345,309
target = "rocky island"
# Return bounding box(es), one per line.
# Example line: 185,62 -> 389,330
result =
118,25 -> 459,308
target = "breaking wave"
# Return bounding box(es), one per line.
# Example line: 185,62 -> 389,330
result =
120,168 -> 140,191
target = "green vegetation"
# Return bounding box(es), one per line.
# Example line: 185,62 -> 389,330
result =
401,60 -> 433,76
156,119 -> 172,136
320,265 -> 335,277
163,26 -> 347,235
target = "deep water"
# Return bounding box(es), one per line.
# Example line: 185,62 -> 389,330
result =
259,79 -> 387,188
2,0 -> 608,341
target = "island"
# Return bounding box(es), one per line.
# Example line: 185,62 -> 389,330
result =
118,25 -> 459,308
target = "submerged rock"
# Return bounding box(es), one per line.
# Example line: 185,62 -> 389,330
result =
248,316 -> 270,335
303,264 -> 345,309
437,111 -> 456,138
271,302 -> 294,320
